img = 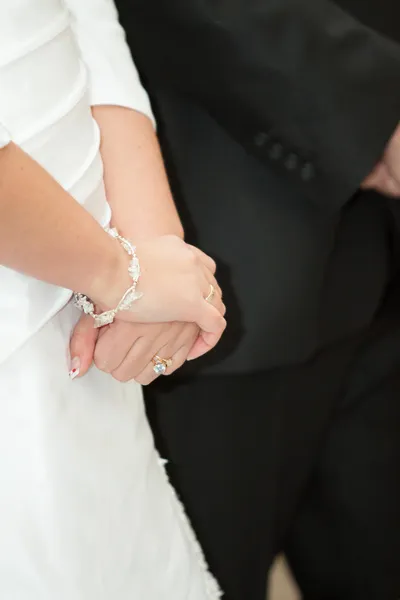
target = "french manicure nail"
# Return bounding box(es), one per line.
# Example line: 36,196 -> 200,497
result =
69,357 -> 80,380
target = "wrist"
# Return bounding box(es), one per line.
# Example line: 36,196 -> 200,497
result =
111,217 -> 184,243
86,236 -> 132,310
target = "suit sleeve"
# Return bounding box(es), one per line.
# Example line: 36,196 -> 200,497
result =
120,0 -> 400,209
65,0 -> 155,127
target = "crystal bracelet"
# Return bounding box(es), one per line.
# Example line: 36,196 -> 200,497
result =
73,227 -> 142,328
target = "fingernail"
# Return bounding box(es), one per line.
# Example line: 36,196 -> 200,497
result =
69,357 -> 80,380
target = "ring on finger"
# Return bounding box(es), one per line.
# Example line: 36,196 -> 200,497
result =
152,355 -> 173,375
205,284 -> 216,303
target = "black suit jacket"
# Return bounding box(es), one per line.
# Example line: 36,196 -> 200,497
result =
116,0 -> 400,374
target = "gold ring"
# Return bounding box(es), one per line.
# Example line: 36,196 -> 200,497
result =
205,284 -> 216,303
152,355 -> 173,375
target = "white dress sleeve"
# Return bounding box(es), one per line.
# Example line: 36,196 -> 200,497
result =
0,122 -> 11,149
64,0 -> 155,127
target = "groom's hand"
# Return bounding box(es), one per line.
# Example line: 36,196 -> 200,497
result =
362,123 -> 400,197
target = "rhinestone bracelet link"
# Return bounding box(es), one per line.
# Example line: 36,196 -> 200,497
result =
73,227 -> 142,328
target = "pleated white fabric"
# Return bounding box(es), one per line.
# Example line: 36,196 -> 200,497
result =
0,303 -> 221,599
0,1 -> 221,598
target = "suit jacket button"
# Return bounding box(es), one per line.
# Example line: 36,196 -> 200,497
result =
269,142 -> 283,160
284,153 -> 298,170
301,162 -> 315,181
254,132 -> 269,147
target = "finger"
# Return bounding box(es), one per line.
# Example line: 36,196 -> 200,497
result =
134,324 -> 197,385
206,292 -> 226,318
187,332 -> 215,361
203,273 -> 223,300
94,321 -> 141,373
69,313 -> 99,379
192,301 -> 227,340
187,319 -> 226,361
186,337 -> 209,361
201,315 -> 227,345
200,271 -> 219,299
134,330 -> 186,385
110,336 -> 158,383
201,274 -> 226,316
188,245 -> 217,274
113,323 -> 186,383
202,263 -> 223,298
164,325 -> 200,375
166,343 -> 195,373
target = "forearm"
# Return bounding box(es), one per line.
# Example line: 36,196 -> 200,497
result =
0,142 -> 125,303
93,105 -> 183,240
66,0 -> 179,237
121,0 -> 400,209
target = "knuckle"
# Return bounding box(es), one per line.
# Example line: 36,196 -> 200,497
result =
186,251 -> 197,267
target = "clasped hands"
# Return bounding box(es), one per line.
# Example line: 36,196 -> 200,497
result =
69,122 -> 400,383
69,235 -> 226,384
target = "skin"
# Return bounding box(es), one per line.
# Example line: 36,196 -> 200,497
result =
70,106 -> 225,382
0,135 -> 225,379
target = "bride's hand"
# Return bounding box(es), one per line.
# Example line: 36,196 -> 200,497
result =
93,235 -> 226,347
69,318 -> 203,384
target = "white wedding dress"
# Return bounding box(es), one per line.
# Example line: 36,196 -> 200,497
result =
0,1 -> 220,598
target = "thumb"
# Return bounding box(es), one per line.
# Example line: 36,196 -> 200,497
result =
186,336 -> 210,361
69,314 -> 99,379
194,302 -> 226,340
187,322 -> 226,361
189,303 -> 227,360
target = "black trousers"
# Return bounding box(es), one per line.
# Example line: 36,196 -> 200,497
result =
145,290 -> 400,600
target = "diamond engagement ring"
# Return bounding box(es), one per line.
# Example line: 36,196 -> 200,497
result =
205,284 -> 216,303
152,355 -> 173,376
